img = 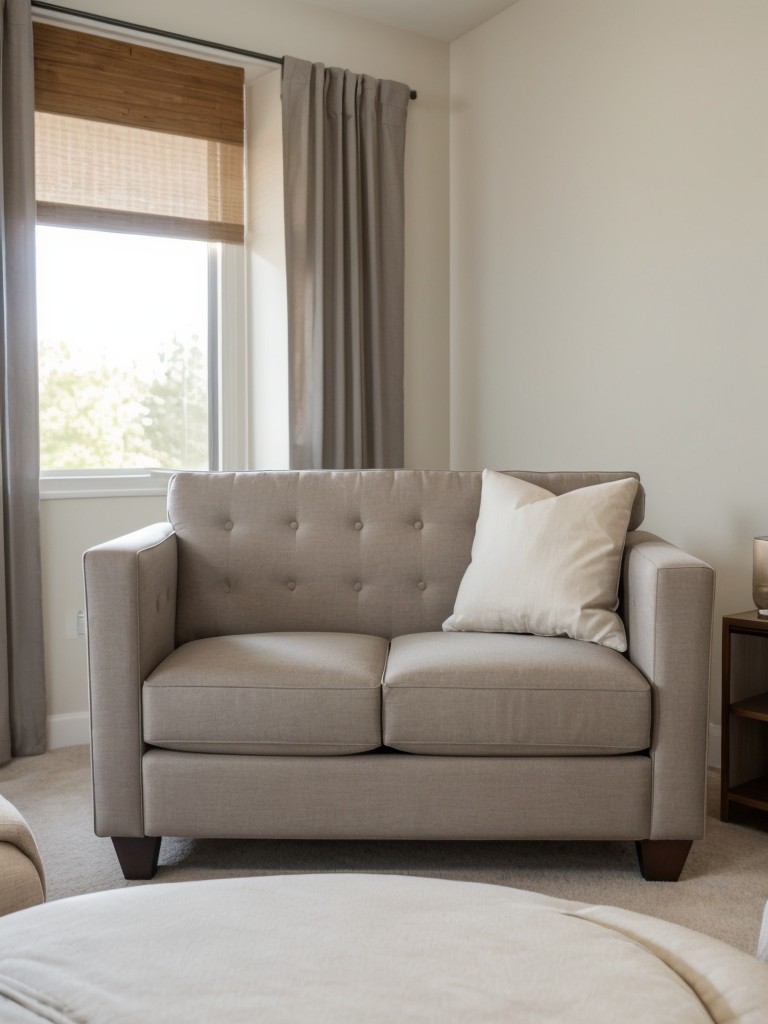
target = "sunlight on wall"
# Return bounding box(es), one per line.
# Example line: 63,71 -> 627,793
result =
247,70 -> 290,469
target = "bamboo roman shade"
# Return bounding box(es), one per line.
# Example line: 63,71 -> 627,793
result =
33,23 -> 244,243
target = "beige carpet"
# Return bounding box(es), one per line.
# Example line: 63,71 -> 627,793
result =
1,745 -> 767,955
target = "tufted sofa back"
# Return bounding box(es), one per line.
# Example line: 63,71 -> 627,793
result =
168,470 -> 645,644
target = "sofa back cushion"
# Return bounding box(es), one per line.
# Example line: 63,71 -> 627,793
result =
169,470 -> 644,644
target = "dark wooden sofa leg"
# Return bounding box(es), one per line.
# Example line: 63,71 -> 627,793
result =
635,839 -> 692,881
112,837 -> 162,880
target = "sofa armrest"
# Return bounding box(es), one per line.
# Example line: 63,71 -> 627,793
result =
84,524 -> 177,838
623,531 -> 715,839
0,794 -> 45,914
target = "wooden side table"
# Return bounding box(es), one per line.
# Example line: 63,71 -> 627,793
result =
721,611 -> 768,820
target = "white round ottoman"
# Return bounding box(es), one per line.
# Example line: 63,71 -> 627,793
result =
0,875 -> 765,1022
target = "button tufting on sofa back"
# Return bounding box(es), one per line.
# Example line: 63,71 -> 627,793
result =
168,470 -> 644,644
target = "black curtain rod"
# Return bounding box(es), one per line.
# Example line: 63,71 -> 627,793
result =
30,1 -> 418,100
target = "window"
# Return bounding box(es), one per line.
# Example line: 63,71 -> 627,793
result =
37,226 -> 213,473
33,22 -> 245,494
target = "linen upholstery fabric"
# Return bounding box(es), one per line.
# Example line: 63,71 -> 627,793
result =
623,531 -> 715,840
282,57 -> 409,469
84,523 -> 177,837
143,633 -> 387,755
169,470 -> 644,645
142,749 -> 651,839
0,794 -> 44,915
445,471 -> 638,651
0,0 -> 47,761
0,876 -> 766,1023
383,632 -> 650,755
84,469 -> 717,871
758,902 -> 768,963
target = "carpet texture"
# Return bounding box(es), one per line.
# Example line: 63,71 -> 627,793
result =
1,745 -> 766,955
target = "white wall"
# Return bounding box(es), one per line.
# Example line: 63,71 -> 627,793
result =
41,496 -> 167,743
41,0 -> 450,738
450,0 -> 768,730
247,70 -> 290,469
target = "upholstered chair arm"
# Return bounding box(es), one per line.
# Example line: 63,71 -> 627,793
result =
84,524 -> 177,838
0,794 -> 45,914
622,531 -> 715,840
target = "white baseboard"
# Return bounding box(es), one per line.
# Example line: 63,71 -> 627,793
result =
47,712 -> 90,750
708,723 -> 721,769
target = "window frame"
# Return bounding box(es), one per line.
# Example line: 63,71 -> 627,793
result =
34,14 -> 257,499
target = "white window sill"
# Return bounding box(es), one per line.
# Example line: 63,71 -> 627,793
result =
40,469 -> 175,500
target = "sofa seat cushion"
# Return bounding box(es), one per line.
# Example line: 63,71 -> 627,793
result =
383,632 -> 650,756
143,632 -> 387,755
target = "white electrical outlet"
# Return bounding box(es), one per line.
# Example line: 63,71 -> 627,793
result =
66,610 -> 86,639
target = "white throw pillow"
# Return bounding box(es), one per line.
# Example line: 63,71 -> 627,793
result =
443,471 -> 639,652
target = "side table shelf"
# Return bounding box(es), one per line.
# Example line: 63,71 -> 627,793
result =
721,612 -> 768,821
732,693 -> 768,721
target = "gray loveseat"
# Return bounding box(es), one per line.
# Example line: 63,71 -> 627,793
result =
84,470 -> 714,881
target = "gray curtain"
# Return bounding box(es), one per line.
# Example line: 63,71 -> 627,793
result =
281,56 -> 409,469
0,0 -> 46,761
